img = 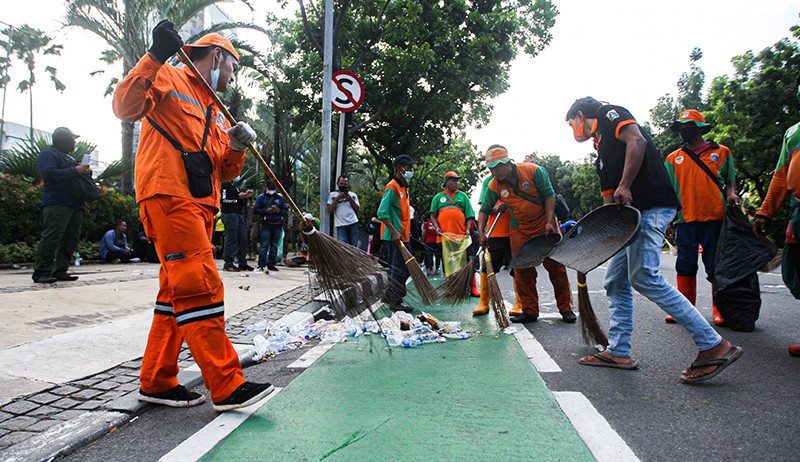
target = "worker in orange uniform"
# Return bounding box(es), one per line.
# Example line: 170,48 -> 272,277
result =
113,20 -> 273,412
477,145 -> 576,324
429,171 -> 478,296
476,172 -> 521,316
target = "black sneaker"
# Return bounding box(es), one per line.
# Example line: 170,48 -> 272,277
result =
212,382 -> 275,412
33,276 -> 57,284
138,385 -> 206,407
267,265 -> 279,271
223,265 -> 240,272
239,264 -> 255,271
560,310 -> 577,323
390,303 -> 414,313
54,273 -> 79,281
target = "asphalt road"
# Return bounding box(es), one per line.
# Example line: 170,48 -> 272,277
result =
59,254 -> 800,462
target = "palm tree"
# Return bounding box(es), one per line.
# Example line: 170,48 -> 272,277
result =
0,135 -> 96,183
65,0 -> 263,195
1,24 -> 65,140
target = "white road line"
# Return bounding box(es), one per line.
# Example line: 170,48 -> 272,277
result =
159,388 -> 283,462
505,302 -> 561,372
287,342 -> 338,368
553,391 -> 640,462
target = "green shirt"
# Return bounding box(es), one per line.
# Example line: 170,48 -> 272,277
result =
479,165 -> 553,229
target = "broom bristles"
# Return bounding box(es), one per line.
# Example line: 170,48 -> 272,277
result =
485,251 -> 510,329
436,256 -> 477,304
577,271 -> 608,346
398,242 -> 438,305
306,229 -> 388,320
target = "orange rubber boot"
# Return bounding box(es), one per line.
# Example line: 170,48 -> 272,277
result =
508,278 -> 523,317
472,272 -> 490,316
789,344 -> 800,357
666,275 -> 696,323
470,272 -> 481,297
711,284 -> 726,325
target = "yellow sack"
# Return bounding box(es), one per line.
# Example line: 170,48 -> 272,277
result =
441,232 -> 471,275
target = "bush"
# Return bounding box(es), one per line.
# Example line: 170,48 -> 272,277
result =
0,242 -> 36,265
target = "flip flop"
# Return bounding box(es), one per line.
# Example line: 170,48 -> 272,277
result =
679,345 -> 743,384
579,352 -> 639,370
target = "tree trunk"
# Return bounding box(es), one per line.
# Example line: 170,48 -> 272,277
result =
273,98 -> 282,184
28,86 -> 33,141
120,61 -> 134,195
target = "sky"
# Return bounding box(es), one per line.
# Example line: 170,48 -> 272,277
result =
1,0 -> 798,169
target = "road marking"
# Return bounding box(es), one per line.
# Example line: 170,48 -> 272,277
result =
553,391 -> 640,462
288,342 -> 337,368
159,388 -> 283,462
505,301 -> 561,372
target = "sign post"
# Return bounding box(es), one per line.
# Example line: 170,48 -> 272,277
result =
330,70 -> 364,181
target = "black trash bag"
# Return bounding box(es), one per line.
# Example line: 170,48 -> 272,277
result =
713,205 -> 776,332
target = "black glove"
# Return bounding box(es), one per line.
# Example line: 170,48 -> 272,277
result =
148,19 -> 183,63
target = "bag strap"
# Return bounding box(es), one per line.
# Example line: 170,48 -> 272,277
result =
682,146 -> 723,192
146,104 -> 214,153
443,193 -> 465,213
499,179 -> 543,206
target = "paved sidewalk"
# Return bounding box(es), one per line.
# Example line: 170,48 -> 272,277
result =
0,261 -> 320,461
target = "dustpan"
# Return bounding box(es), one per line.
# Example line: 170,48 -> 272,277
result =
509,233 -> 561,269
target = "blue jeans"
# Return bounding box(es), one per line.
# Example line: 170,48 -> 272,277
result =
603,206 -> 722,358
675,221 -> 723,281
336,222 -> 359,247
259,223 -> 283,268
221,212 -> 247,267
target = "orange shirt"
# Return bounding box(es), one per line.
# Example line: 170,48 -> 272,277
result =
664,142 -> 735,223
487,201 -> 511,238
378,179 -> 411,242
113,54 -> 245,210
483,163 -> 553,235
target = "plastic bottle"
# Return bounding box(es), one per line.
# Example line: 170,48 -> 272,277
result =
74,251 -> 82,267
401,335 -> 422,348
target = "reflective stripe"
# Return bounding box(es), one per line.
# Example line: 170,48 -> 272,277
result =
169,90 -> 202,110
154,302 -> 174,316
175,302 -> 225,326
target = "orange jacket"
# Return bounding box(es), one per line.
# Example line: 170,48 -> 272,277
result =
378,178 -> 411,242
484,163 -> 554,235
113,54 -> 245,210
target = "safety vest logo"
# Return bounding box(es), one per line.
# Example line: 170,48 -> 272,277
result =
710,154 -> 719,162
675,156 -> 684,164
440,197 -> 447,203
399,192 -> 405,199
788,125 -> 799,138
606,109 -> 620,121
500,189 -> 509,198
522,182 -> 531,190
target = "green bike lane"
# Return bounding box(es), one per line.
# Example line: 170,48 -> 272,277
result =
199,277 -> 594,461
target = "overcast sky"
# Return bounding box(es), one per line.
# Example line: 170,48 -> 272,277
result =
2,1 -> 798,168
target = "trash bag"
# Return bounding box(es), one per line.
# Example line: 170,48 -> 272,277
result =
441,232 -> 471,276
714,205 -> 777,332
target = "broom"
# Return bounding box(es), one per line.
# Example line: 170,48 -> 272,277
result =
438,210 -> 504,303
483,250 -> 510,329
177,49 -> 386,320
576,271 -> 608,347
397,240 -> 438,306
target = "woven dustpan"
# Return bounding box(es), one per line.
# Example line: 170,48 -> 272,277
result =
509,233 -> 561,269
549,204 -> 641,273
549,204 -> 640,346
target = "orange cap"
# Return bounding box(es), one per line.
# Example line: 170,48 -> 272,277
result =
671,109 -> 711,133
181,33 -> 240,61
485,146 -> 512,168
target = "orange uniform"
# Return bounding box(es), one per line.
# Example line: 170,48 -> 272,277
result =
378,179 -> 411,242
113,53 -> 246,402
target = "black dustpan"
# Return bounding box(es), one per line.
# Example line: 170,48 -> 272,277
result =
549,204 -> 641,273
509,233 -> 561,269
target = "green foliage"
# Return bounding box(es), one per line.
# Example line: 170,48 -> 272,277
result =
0,136 -> 97,183
0,242 -> 36,265
524,153 -> 601,218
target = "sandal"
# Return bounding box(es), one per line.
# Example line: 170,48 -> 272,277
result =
679,345 -> 743,384
579,352 -> 639,370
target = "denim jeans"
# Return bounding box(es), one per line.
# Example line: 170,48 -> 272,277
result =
336,222 -> 360,246
603,206 -> 722,358
675,221 -> 723,281
222,212 -> 247,267
259,223 -> 283,268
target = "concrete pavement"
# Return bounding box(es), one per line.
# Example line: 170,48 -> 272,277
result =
0,259 -> 316,460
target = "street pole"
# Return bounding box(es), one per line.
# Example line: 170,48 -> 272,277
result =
319,0 -> 333,234
335,111 -> 345,180
0,23 -> 12,152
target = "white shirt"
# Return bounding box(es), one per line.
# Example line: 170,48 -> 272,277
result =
327,191 -> 360,227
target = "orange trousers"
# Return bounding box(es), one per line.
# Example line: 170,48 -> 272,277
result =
511,224 -> 572,316
139,195 -> 244,402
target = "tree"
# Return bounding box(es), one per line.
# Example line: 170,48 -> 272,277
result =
526,152 -> 601,218
646,47 -> 708,156
268,0 -> 558,190
65,0 -> 263,195
0,24 -> 65,140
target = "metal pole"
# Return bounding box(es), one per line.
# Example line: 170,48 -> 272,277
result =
335,111 -> 345,180
0,24 -> 13,151
319,0 -> 334,234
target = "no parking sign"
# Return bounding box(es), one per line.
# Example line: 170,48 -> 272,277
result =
331,70 -> 364,112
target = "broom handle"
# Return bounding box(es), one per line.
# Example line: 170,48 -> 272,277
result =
177,49 -> 308,227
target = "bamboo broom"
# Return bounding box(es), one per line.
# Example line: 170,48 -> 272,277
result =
177,50 -> 386,320
438,210 -> 504,304
483,250 -> 510,329
576,271 -> 608,347
397,241 -> 438,306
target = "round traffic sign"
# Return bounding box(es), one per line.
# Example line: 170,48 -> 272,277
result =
331,70 -> 364,112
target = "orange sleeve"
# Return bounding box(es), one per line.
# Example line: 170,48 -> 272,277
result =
112,54 -> 167,122
601,189 -> 615,197
758,163 -> 789,219
615,119 -> 637,140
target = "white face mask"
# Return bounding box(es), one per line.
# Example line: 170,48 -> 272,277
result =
267,189 -> 276,195
210,54 -> 222,90
402,169 -> 414,180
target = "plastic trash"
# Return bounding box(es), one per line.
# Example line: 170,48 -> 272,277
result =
401,335 -> 422,348
439,321 -> 462,334
442,332 -> 472,340
244,320 -> 272,334
74,251 -> 82,267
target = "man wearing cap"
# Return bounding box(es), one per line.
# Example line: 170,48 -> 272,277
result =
378,154 -> 419,312
429,171 -> 475,277
663,109 -> 740,325
565,97 -> 741,383
477,145 -> 576,324
32,126 -> 88,284
255,179 -> 289,272
752,74 -> 800,357
327,175 -> 361,246
113,20 -> 272,411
